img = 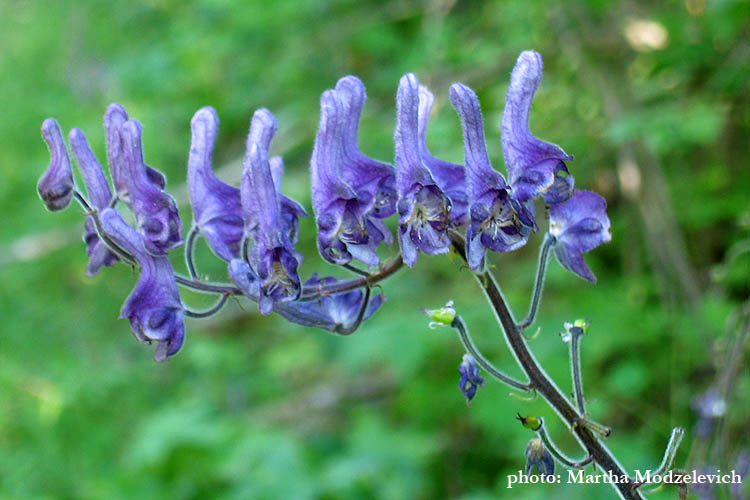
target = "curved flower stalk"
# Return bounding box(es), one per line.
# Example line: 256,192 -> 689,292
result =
501,50 -> 574,204
311,90 -> 386,267
450,83 -> 535,270
117,119 -> 183,255
69,128 -> 120,275
549,190 -> 611,282
38,118 -> 74,211
99,208 -> 185,362
417,84 -> 468,225
240,109 -> 302,314
395,73 -> 453,267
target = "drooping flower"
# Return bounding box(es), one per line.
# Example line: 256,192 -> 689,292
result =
69,127 -> 120,275
240,109 -> 301,314
417,84 -> 468,225
525,437 -> 555,476
311,90 -> 385,267
501,50 -> 574,205
450,82 -> 535,270
116,119 -> 183,255
395,73 -> 453,267
38,118 -> 74,211
228,260 -> 384,333
458,353 -> 484,405
99,207 -> 184,362
549,190 -> 611,282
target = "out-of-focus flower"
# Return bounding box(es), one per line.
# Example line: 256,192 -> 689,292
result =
99,208 -> 184,362
38,118 -> 74,211
458,353 -> 484,404
692,388 -> 727,437
69,127 -> 120,276
116,119 -> 183,255
241,109 -> 301,314
525,437 -> 555,476
501,50 -> 574,205
549,190 -> 611,282
395,73 -> 453,267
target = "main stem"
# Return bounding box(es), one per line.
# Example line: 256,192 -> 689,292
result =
449,232 -> 643,500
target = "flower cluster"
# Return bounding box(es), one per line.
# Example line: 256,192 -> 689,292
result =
37,49 -> 611,362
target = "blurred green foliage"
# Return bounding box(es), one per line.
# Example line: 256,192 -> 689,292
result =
1,1 -> 748,499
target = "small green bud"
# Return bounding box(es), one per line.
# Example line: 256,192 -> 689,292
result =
421,300 -> 456,329
516,413 -> 542,430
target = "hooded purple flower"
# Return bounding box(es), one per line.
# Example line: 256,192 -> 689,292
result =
38,118 -> 74,211
69,127 -> 120,275
417,84 -> 468,225
311,90 -> 387,267
525,437 -> 555,476
228,260 -> 383,334
111,119 -> 183,255
458,353 -> 484,405
395,73 -> 453,267
450,83 -> 535,270
187,106 -> 244,261
502,50 -> 574,204
99,207 -> 184,362
240,109 -> 301,314
549,190 -> 611,282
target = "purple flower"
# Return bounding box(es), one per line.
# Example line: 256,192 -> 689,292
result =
187,106 -> 244,261
99,207 -> 184,362
549,190 -> 611,282
115,119 -> 183,255
38,118 -> 74,211
69,127 -> 120,276
525,437 -> 555,476
502,50 -> 574,205
229,260 -> 384,333
311,89 -> 387,267
458,353 -> 484,405
417,84 -> 468,225
450,82 -> 535,270
241,109 -> 301,314
395,73 -> 453,267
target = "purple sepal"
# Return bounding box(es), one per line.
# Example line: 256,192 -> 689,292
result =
229,260 -> 383,333
38,118 -> 74,211
450,82 -> 535,269
241,109 -> 301,314
549,190 -> 611,282
69,127 -> 120,275
458,354 -> 484,404
395,73 -> 452,267
99,208 -> 184,362
501,50 -> 574,204
117,119 -> 183,255
269,156 -> 309,246
310,90 -> 385,267
417,84 -> 468,225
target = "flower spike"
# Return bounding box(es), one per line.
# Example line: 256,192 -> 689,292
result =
99,208 -> 184,362
69,127 -> 120,275
395,73 -> 453,267
502,50 -> 574,204
38,118 -> 74,211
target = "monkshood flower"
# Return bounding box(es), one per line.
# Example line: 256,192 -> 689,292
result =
99,207 -> 184,362
117,119 -> 183,255
69,127 -> 120,276
691,388 -> 727,437
525,437 -> 555,476
38,118 -> 74,211
228,260 -> 384,333
311,90 -> 386,267
458,353 -> 484,405
417,84 -> 468,225
450,83 -> 535,270
549,190 -> 611,282
501,50 -> 574,205
241,109 -> 301,314
395,73 -> 453,267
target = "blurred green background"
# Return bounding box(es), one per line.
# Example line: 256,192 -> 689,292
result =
1,1 -> 748,499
